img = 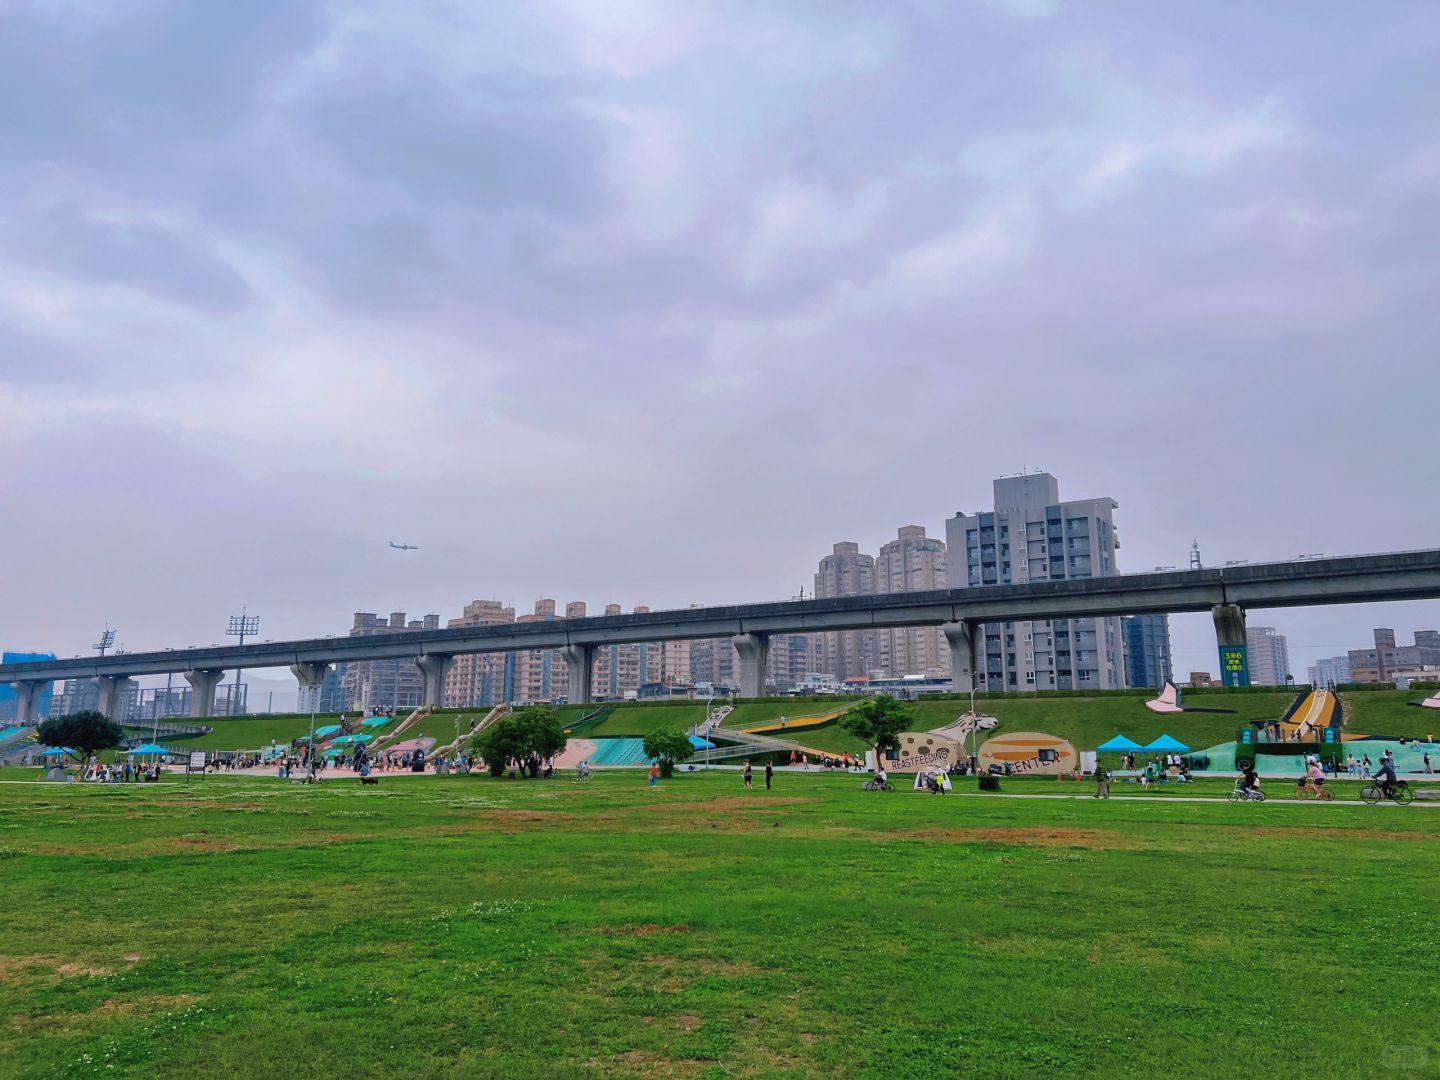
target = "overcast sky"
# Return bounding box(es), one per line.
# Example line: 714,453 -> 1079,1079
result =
3,0 -> 1439,694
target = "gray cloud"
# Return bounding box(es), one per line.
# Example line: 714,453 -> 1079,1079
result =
1,0 -> 1438,682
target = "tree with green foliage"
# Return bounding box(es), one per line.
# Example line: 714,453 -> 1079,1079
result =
36,710 -> 122,760
840,695 -> 914,765
641,728 -> 695,778
472,705 -> 568,778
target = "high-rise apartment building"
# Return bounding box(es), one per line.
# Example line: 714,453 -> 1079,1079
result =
873,526 -> 949,678
767,633 -> 824,690
512,600 -> 572,703
1122,615 -> 1173,689
689,635 -> 739,691
813,542 -> 877,681
944,473 -> 1124,691
1245,626 -> 1291,686
339,611 -> 439,712
444,599 -> 516,708
1307,655 -> 1351,689
1347,628 -> 1440,683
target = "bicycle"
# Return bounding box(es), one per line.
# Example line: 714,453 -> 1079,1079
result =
1227,782 -> 1266,803
1360,779 -> 1414,805
862,779 -> 895,792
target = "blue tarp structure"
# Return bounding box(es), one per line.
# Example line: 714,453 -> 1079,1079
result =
1096,735 -> 1144,753
1143,734 -> 1191,753
127,743 -> 169,755
314,725 -> 343,738
330,734 -> 373,746
360,717 -> 390,728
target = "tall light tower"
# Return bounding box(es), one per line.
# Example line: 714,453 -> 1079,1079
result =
226,608 -> 259,716
94,625 -> 116,656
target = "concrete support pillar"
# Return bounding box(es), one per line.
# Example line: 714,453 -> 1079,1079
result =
942,621 -> 977,694
290,662 -> 330,714
415,654 -> 454,708
1212,603 -> 1251,687
183,669 -> 226,719
732,633 -> 770,698
96,675 -> 133,721
560,644 -> 594,705
12,680 -> 51,726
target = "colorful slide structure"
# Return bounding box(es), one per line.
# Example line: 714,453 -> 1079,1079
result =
738,705 -> 855,735
1279,690 -> 1340,740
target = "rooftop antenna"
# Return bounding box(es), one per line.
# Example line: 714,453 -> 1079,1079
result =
1189,541 -> 1203,571
93,624 -> 116,656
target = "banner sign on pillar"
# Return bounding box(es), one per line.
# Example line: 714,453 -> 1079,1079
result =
1219,645 -> 1250,687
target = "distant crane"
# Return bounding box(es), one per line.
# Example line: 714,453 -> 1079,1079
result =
388,541 -> 418,551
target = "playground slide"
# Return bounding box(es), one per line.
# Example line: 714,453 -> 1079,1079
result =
369,707 -> 430,751
1282,690 -> 1336,740
738,705 -> 855,735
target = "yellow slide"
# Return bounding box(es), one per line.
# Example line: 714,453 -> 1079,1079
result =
740,705 -> 854,735
1281,690 -> 1333,739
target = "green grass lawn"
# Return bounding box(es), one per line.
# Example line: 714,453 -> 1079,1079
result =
583,705 -> 706,738
151,714 -> 387,751
1340,689 -> 1440,738
713,692 -> 1301,758
1,771 -> 1437,1078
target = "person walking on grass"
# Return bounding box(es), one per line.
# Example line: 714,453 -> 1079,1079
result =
764,761 -> 773,790
742,761 -> 753,789
648,762 -> 659,789
1093,761 -> 1110,799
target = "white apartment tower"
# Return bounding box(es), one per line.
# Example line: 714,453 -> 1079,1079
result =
944,473 -> 1125,691
813,542 -> 877,682
1246,626 -> 1292,687
873,526 -> 950,678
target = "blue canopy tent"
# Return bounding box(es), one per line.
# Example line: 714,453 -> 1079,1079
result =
41,746 -> 77,757
1096,735 -> 1144,753
127,743 -> 169,756
1143,734 -> 1191,753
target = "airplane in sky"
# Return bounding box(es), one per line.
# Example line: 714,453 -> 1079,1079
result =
388,541 -> 418,551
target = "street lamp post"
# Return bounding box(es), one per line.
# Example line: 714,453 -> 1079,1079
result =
969,685 -> 979,777
703,694 -> 716,769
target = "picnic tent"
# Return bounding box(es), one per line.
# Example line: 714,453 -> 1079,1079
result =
41,746 -> 78,757
1143,734 -> 1191,753
1096,735 -> 1144,753
127,743 -> 169,756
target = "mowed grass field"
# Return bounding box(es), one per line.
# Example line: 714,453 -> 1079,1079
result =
2,772 -> 1439,1078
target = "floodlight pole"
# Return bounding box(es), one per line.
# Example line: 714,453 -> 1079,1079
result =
226,608 -> 260,717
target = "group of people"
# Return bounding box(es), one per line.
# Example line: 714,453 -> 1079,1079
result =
740,760 -> 776,789
786,749 -> 865,771
79,756 -> 161,783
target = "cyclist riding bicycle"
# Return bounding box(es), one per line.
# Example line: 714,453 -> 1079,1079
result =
1239,764 -> 1260,795
1375,756 -> 1399,799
